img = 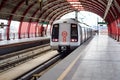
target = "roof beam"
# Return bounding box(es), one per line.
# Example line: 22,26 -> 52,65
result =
103,0 -> 113,20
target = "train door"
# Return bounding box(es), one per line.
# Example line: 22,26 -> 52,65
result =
82,27 -> 85,42
59,23 -> 70,45
79,25 -> 82,44
84,28 -> 87,41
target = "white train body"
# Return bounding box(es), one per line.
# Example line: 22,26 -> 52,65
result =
50,18 -> 92,52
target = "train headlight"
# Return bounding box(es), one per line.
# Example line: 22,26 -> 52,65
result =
71,39 -> 75,42
52,39 -> 58,42
71,39 -> 78,42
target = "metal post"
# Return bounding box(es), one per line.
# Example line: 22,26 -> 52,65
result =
97,17 -> 99,35
75,10 -> 78,20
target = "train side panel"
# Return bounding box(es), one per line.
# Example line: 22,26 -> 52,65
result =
81,27 -> 85,43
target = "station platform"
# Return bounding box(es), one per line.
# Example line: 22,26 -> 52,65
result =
0,37 -> 50,55
38,35 -> 120,80
0,37 -> 50,46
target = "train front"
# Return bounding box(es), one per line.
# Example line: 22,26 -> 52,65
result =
50,19 -> 80,52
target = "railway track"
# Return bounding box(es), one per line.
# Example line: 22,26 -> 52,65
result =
0,44 -> 51,73
0,43 -> 70,80
0,50 -> 62,80
16,52 -> 70,80
17,53 -> 61,80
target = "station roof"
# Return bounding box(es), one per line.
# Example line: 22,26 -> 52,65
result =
0,0 -> 120,24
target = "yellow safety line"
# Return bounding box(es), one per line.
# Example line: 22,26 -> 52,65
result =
57,54 -> 81,80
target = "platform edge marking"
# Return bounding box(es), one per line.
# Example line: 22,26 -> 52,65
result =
57,54 -> 81,80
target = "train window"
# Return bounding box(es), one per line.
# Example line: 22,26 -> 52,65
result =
71,24 -> 78,42
52,24 -> 59,42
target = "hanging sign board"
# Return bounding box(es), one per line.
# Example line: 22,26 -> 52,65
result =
98,22 -> 107,24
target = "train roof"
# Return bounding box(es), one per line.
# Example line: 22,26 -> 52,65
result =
53,18 -> 93,29
79,21 -> 92,29
53,18 -> 79,24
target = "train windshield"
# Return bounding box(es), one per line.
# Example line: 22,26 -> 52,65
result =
71,24 -> 78,42
52,24 -> 59,42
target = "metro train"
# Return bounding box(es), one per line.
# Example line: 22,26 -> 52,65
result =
50,18 -> 93,52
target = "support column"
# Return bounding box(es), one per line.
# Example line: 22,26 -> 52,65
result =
45,24 -> 48,36
41,24 -> 44,37
6,20 -> 11,40
27,21 -> 31,38
18,21 -> 23,39
35,24 -> 37,37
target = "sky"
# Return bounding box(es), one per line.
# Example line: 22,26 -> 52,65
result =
61,11 -> 106,30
